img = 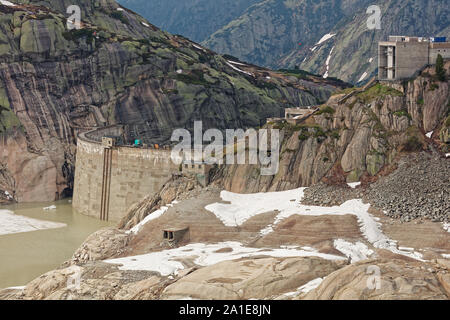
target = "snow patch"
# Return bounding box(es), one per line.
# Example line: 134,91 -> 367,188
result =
369,57 -> 374,63
443,223 -> 450,233
316,33 -> 336,46
128,203 -> 174,235
358,72 -> 368,82
227,60 -> 247,66
442,254 -> 450,259
176,69 -> 183,74
43,205 -> 56,211
333,239 -> 373,263
116,8 -> 124,11
206,188 -> 424,261
0,0 -> 16,6
141,22 -> 150,27
426,131 -> 433,138
226,62 -> 254,77
0,209 -> 66,235
347,182 -> 361,189
104,242 -> 345,276
283,278 -> 323,297
323,46 -> 334,79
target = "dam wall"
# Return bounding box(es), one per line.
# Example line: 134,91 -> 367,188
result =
72,128 -> 179,222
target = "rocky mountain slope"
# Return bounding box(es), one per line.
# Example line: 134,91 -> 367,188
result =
285,0 -> 450,83
117,0 -> 261,43
203,0 -> 371,70
0,0 -> 345,202
126,0 -> 449,83
213,62 -> 450,196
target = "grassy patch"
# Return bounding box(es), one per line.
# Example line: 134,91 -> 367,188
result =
110,11 -> 129,25
357,83 -> 403,102
175,70 -> 209,86
393,110 -> 412,120
62,28 -> 94,43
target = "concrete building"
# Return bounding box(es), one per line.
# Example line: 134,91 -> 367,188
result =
379,36 -> 450,80
267,107 -> 317,125
163,226 -> 190,246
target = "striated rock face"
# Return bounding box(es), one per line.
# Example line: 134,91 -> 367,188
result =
160,257 -> 345,300
302,259 -> 450,300
213,70 -> 450,194
0,0 -> 346,202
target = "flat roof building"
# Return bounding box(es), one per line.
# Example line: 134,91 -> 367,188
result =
378,36 -> 450,80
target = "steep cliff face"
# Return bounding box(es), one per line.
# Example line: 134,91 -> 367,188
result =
0,0 -> 345,202
203,0 -> 372,69
213,63 -> 450,193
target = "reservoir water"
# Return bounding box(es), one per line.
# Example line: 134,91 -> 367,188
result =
0,199 -> 111,289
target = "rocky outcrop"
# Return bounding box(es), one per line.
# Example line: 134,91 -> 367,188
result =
0,0 -> 346,202
301,259 -> 450,300
3,255 -> 448,300
65,228 -> 131,266
160,257 -> 346,300
213,71 -> 450,195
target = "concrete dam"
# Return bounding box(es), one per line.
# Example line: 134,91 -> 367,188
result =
72,126 -> 179,222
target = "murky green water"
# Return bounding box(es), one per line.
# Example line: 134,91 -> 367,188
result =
0,199 -> 111,289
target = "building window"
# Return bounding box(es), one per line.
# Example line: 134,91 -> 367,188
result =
198,165 -> 202,169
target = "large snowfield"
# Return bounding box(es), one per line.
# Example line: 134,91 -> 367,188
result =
104,187 -> 436,277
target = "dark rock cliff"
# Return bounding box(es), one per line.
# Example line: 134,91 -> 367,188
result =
0,0 -> 345,202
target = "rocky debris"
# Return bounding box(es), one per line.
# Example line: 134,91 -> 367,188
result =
64,228 -> 131,266
301,259 -> 450,300
0,190 -> 13,204
300,151 -> 449,224
364,152 -> 449,223
160,256 -> 346,300
301,182 -> 361,206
